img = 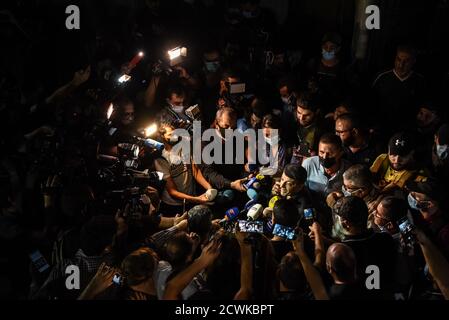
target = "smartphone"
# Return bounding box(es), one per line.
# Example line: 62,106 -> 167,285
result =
273,224 -> 297,240
29,250 -> 50,273
398,217 -> 415,242
228,82 -> 246,95
112,274 -> 123,286
221,220 -> 237,234
238,220 -> 264,233
304,208 -> 315,221
294,142 -> 311,157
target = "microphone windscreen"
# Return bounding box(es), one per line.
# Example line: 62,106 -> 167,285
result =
247,188 -> 259,200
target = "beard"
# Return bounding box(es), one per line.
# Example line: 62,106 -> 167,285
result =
342,135 -> 355,147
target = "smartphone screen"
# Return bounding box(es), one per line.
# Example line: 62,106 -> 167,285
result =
304,208 -> 314,220
273,224 -> 297,240
112,274 -> 122,286
238,220 -> 264,233
29,251 -> 50,273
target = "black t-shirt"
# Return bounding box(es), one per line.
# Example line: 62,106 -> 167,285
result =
342,230 -> 396,295
328,282 -> 372,300
372,70 -> 426,131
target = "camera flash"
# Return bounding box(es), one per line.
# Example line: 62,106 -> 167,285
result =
144,124 -> 158,137
107,103 -> 114,120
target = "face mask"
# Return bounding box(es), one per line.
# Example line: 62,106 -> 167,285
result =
320,157 -> 337,169
341,186 -> 352,197
377,224 -> 389,233
281,97 -> 290,105
436,144 -> 448,160
205,61 -> 221,73
242,10 -> 256,19
322,49 -> 336,61
408,193 -> 419,211
171,105 -> 184,113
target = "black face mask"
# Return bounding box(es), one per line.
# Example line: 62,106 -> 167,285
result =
320,157 -> 337,169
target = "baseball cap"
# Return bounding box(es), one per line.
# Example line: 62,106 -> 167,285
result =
388,132 -> 414,156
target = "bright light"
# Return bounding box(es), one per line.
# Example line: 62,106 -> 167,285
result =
168,48 -> 182,60
138,51 -> 144,57
118,74 -> 131,83
144,124 -> 158,137
107,103 -> 114,120
168,47 -> 187,60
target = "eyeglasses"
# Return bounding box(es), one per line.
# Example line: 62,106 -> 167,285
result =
342,185 -> 364,194
124,112 -> 135,117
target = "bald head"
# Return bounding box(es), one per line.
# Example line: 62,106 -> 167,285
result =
326,243 -> 357,284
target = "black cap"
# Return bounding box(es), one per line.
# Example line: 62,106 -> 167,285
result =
437,124 -> 449,145
389,132 -> 414,156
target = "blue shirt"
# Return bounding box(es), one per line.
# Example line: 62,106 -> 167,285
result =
302,156 -> 351,199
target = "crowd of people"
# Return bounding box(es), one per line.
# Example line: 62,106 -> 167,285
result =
1,0 -> 449,300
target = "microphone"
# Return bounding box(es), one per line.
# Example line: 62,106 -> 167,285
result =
205,189 -> 218,201
268,196 -> 280,209
247,188 -> 259,201
247,204 -> 263,221
139,137 -> 164,151
243,198 -> 258,213
244,176 -> 258,190
220,207 -> 240,223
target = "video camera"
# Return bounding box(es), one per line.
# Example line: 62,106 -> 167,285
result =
152,46 -> 188,76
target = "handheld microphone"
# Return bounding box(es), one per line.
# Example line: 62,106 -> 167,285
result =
243,198 -> 258,213
140,137 -> 164,151
268,196 -> 280,209
246,188 -> 259,201
205,189 -> 218,201
247,204 -> 263,221
220,207 -> 240,223
244,177 -> 258,190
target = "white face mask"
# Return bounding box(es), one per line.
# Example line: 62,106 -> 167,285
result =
436,144 -> 448,160
171,105 -> 184,113
281,97 -> 290,105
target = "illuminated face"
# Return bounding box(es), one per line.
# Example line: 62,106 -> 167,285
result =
296,106 -> 315,127
374,202 -> 391,228
279,86 -> 290,99
318,142 -> 342,161
250,113 -> 262,129
394,50 -> 415,78
216,113 -> 237,130
279,173 -> 302,197
121,103 -> 135,126
322,41 -> 339,53
168,93 -> 185,107
342,177 -> 368,199
388,151 -> 413,171
417,107 -> 437,128
335,119 -> 355,147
